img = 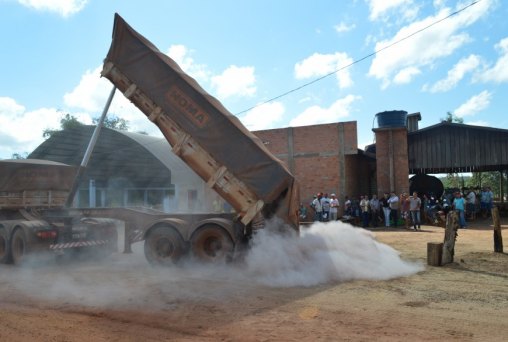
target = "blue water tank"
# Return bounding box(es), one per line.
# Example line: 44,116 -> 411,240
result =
376,110 -> 407,128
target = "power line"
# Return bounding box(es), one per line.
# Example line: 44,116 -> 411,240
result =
235,0 -> 481,115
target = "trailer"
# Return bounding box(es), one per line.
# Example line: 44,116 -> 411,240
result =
82,13 -> 299,264
0,159 -> 118,265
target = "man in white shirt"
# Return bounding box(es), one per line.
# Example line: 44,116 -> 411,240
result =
387,192 -> 400,227
466,189 -> 476,220
312,193 -> 323,221
329,193 -> 340,221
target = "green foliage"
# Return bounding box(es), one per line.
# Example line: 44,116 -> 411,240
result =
43,113 -> 130,139
10,152 -> 28,159
92,116 -> 129,131
441,111 -> 464,124
467,172 -> 506,199
443,172 -> 463,189
440,171 -> 508,200
43,113 -> 84,138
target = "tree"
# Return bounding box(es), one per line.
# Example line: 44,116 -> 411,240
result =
467,171 -> 506,200
43,113 -> 84,138
11,152 -> 28,159
441,111 -> 463,124
93,116 -> 129,131
43,113 -> 129,139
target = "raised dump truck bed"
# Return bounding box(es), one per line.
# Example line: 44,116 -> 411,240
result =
102,14 -> 299,230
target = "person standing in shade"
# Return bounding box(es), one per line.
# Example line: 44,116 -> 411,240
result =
388,192 -> 399,227
344,196 -> 352,216
465,188 -> 476,220
329,193 -> 339,221
312,193 -> 323,222
409,191 -> 421,231
453,191 -> 467,229
360,195 -> 370,228
380,193 -> 390,227
320,193 -> 331,222
369,194 -> 380,227
400,192 -> 410,229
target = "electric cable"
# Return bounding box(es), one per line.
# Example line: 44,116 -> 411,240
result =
235,0 -> 481,115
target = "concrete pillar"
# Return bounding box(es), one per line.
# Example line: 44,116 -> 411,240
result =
373,127 -> 409,196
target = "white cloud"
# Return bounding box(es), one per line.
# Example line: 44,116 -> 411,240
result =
295,52 -> 353,89
166,45 -> 210,83
454,90 -> 492,117
393,66 -> 421,84
366,0 -> 416,21
64,66 -> 161,136
368,0 -> 494,87
478,37 -> 508,83
289,95 -> 360,127
239,102 -> 285,131
64,67 -> 111,112
0,97 -> 62,157
17,0 -> 88,17
211,65 -> 256,99
424,54 -> 480,92
433,0 -> 446,9
334,22 -> 356,33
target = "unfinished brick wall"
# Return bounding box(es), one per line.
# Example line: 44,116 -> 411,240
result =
254,122 -> 367,211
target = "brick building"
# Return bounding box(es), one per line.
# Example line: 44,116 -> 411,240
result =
253,121 -> 376,212
253,111 -> 417,214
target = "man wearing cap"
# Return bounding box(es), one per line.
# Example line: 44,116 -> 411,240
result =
329,193 -> 339,221
320,193 -> 331,222
312,193 -> 323,221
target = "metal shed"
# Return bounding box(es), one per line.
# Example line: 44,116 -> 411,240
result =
28,126 -> 211,212
408,122 -> 508,174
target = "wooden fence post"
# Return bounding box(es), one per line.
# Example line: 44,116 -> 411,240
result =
492,207 -> 504,253
442,211 -> 458,265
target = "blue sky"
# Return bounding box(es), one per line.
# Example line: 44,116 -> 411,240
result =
1,0 -> 507,158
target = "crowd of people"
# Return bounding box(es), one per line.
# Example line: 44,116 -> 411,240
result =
299,186 -> 495,230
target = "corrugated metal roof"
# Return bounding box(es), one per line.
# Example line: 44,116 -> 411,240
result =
28,126 -> 194,187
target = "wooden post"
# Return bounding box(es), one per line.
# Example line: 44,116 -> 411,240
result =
492,206 -> 504,253
427,242 -> 443,266
442,211 -> 458,265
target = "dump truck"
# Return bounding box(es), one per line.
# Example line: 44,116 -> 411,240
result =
86,13 -> 299,263
0,14 -> 299,266
0,159 -> 118,265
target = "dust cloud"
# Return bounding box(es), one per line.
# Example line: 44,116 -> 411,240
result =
0,221 -> 423,309
245,221 -> 424,287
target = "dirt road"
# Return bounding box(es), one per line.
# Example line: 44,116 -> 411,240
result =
1,219 -> 507,341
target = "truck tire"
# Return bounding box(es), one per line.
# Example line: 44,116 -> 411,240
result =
191,225 -> 234,263
0,228 -> 9,264
10,229 -> 29,265
144,226 -> 185,266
